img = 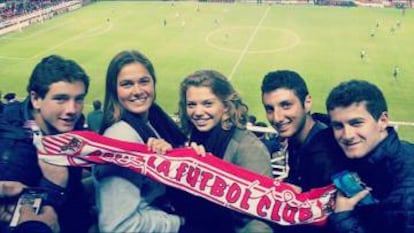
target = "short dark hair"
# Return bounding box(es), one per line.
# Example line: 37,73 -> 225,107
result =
27,55 -> 90,98
93,100 -> 102,110
261,70 -> 309,105
248,115 -> 257,124
326,80 -> 387,120
4,93 -> 16,101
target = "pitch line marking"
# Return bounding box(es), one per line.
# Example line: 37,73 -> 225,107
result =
0,22 -> 113,60
228,6 -> 270,80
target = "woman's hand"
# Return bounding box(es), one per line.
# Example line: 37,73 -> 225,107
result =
147,137 -> 172,154
186,142 -> 206,157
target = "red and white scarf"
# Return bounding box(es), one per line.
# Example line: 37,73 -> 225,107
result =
33,131 -> 335,226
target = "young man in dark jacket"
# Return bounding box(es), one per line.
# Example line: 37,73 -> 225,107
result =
261,70 -> 348,233
261,70 -> 347,190
0,55 -> 92,233
326,80 -> 414,233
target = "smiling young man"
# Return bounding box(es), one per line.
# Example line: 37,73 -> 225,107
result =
0,55 -> 92,233
261,70 -> 348,233
326,80 -> 414,233
261,70 -> 345,189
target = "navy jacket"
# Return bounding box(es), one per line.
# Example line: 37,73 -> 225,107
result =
0,98 -> 92,233
273,126 -> 350,233
328,127 -> 414,233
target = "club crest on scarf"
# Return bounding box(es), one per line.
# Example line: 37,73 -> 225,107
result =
61,137 -> 83,154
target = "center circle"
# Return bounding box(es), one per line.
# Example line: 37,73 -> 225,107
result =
205,26 -> 300,54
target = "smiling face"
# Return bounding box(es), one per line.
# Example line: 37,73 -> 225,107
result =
31,81 -> 86,135
117,62 -> 155,119
329,102 -> 388,159
185,86 -> 227,132
262,88 -> 311,140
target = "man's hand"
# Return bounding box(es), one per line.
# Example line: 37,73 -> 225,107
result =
0,181 -> 26,197
18,205 -> 60,233
334,188 -> 372,213
0,181 -> 26,222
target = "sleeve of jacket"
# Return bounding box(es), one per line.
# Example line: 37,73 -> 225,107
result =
328,211 -> 366,233
225,131 -> 273,233
300,128 -> 350,191
95,122 -> 181,233
230,130 -> 272,177
380,178 -> 414,233
96,176 -> 181,233
13,221 -> 53,233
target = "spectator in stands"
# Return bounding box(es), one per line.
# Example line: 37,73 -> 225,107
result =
0,54 -> 93,233
176,69 -> 273,233
253,121 -> 268,140
86,100 -> 103,132
253,121 -> 281,157
93,50 -> 187,233
261,70 -> 348,233
3,92 -> 19,105
326,79 -> 414,233
247,114 -> 257,127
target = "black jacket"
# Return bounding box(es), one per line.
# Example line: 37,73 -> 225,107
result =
0,98 -> 92,233
328,127 -> 414,233
273,126 -> 349,233
286,122 -> 349,192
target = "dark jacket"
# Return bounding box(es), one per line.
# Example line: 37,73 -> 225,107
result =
86,109 -> 103,132
0,98 -> 92,233
285,121 -> 347,191
273,126 -> 350,233
13,221 -> 53,233
328,127 -> 414,233
296,127 -> 350,192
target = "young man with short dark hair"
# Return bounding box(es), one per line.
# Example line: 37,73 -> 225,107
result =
261,70 -> 348,233
0,55 -> 92,233
326,80 -> 414,233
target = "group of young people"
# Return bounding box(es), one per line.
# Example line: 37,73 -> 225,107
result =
0,49 -> 413,233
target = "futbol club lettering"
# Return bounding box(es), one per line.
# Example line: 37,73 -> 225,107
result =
34,131 -> 335,226
146,155 -> 315,224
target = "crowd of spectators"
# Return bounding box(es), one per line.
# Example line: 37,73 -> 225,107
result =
0,1 -> 66,23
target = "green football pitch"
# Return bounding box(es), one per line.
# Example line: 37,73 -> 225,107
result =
0,1 -> 413,140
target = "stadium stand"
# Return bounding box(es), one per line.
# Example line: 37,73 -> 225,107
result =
0,0 -> 85,36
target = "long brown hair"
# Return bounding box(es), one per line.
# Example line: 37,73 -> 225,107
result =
100,50 -> 156,133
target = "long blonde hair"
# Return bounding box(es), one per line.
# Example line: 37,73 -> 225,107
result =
178,70 -> 248,134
